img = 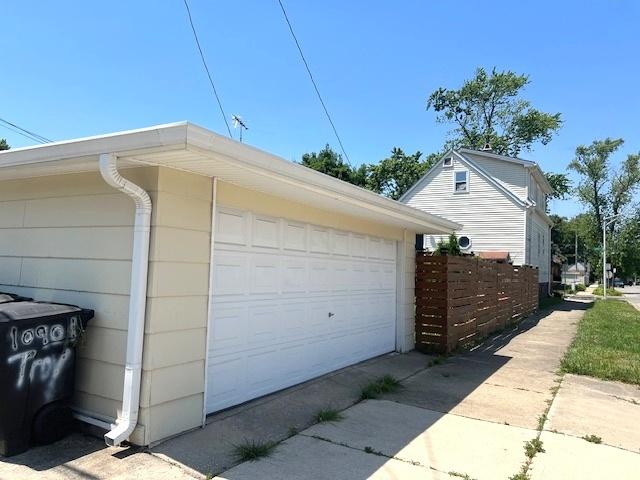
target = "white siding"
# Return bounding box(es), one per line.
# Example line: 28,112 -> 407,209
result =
529,212 -> 551,283
404,155 -> 526,265
464,153 -> 528,200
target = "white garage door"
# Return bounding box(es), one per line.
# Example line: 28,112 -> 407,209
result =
205,207 -> 397,413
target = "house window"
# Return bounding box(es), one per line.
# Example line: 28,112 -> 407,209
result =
458,236 -> 471,250
443,156 -> 453,167
454,171 -> 468,193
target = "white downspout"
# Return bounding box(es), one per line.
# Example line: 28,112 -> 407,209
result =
99,153 -> 152,447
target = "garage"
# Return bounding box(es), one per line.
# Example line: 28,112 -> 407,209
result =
0,122 -> 459,445
206,206 -> 398,412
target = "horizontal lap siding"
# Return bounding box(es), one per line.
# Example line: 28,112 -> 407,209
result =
138,168 -> 213,445
464,153 -> 528,199
404,156 -> 525,264
0,168 -> 158,424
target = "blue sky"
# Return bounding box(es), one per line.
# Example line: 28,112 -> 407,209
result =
2,1 -> 639,217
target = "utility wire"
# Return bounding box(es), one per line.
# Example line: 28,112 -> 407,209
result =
182,0 -> 233,138
276,0 -> 352,166
0,117 -> 52,144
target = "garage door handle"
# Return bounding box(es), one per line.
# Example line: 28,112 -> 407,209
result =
328,312 -> 335,318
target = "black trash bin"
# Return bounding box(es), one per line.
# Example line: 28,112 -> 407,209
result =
0,292 -> 32,304
0,301 -> 93,456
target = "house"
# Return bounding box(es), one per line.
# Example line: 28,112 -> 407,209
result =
561,262 -> 589,287
400,148 -> 554,296
0,122 -> 459,447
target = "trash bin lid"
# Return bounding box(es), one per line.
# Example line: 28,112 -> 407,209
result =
0,292 -> 32,303
0,302 -> 82,322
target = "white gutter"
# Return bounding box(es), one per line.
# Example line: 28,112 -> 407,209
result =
99,153 -> 152,447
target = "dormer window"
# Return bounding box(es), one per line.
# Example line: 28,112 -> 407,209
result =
454,171 -> 469,193
443,156 -> 453,167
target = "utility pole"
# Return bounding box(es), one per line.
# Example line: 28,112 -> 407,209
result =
573,229 -> 578,292
231,115 -> 248,143
603,213 -> 622,299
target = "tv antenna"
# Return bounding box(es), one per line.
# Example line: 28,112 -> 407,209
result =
231,115 -> 248,142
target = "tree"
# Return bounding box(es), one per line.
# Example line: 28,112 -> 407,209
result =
366,148 -> 436,200
299,145 -> 366,187
426,67 -> 562,157
0,139 -> 9,151
568,138 -> 634,235
544,172 -> 571,201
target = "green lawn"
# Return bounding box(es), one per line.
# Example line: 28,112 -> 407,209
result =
592,286 -> 622,296
561,300 -> 640,384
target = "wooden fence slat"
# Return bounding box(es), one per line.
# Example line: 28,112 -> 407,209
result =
415,254 -> 539,353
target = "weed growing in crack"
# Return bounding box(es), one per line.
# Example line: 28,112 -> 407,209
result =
232,440 -> 276,462
537,414 -> 547,431
509,465 -> 530,480
314,408 -> 344,423
582,434 -> 602,444
524,438 -> 545,458
448,471 -> 475,479
363,446 -> 384,456
360,375 -> 401,400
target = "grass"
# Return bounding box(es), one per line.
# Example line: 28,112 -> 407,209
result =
583,434 -> 602,444
360,375 -> 401,400
561,300 -> 640,384
232,440 -> 276,462
314,408 -> 344,423
536,413 -> 547,431
592,286 -> 622,296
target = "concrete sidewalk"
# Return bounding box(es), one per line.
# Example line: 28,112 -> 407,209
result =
5,298 -> 639,479
217,300 -> 599,480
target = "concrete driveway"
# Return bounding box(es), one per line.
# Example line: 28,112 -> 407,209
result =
3,298 -> 639,479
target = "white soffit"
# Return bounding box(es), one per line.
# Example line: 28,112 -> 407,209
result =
0,122 -> 459,234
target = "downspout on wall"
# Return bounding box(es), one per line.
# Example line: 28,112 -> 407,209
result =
99,153 -> 152,447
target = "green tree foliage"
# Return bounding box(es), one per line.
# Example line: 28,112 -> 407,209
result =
434,233 -> 462,256
366,148 -> 437,200
426,67 -> 562,157
300,145 -> 437,200
568,138 -> 639,235
544,172 -> 571,201
300,144 -> 365,186
0,139 -> 9,151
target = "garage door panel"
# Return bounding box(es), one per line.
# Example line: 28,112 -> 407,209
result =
252,215 -> 280,249
283,220 -> 307,251
216,207 -> 248,245
207,208 -> 397,414
250,255 -> 280,295
282,258 -> 307,293
309,227 -> 330,254
214,253 -> 247,296
209,305 -> 247,356
331,230 -> 350,256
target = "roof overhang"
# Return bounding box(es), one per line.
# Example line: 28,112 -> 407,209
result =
0,122 -> 460,234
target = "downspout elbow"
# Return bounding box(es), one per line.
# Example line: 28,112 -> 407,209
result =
99,153 -> 151,447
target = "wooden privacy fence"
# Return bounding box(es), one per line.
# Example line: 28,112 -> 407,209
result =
415,254 -> 539,353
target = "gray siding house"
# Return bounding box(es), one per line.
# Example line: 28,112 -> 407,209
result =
401,148 -> 554,295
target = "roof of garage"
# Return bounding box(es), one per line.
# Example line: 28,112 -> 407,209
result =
0,122 -> 460,234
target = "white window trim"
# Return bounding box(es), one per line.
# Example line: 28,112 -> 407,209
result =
443,156 -> 453,168
458,235 -> 472,250
453,170 -> 469,194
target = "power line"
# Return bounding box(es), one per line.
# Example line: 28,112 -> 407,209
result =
276,0 -> 352,166
0,117 -> 52,144
181,0 -> 233,138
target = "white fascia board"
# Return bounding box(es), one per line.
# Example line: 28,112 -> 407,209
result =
531,206 -> 555,226
0,121 -> 459,234
0,122 -> 189,168
458,148 -> 536,167
186,124 -> 460,233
